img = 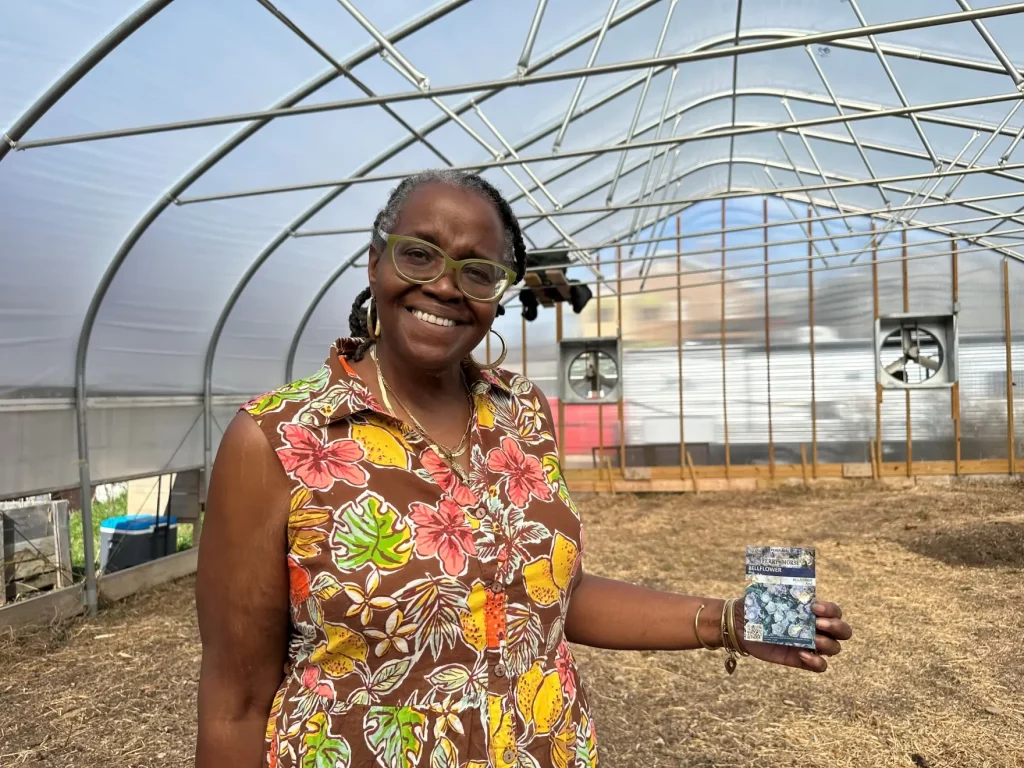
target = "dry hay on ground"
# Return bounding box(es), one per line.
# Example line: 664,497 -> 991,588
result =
1,483 -> 1022,767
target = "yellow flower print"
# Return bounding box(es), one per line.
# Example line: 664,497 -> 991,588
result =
309,622 -> 368,678
364,608 -> 418,657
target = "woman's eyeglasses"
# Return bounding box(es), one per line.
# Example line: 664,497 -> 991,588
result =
376,229 -> 514,303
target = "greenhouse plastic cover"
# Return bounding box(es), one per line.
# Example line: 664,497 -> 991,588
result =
3,0 -> 1024,499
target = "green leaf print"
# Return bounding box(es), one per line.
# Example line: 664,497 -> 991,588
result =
249,366 -> 330,416
425,664 -> 470,695
364,706 -> 426,768
574,715 -> 597,768
429,737 -> 458,768
301,712 -> 351,768
370,658 -> 413,696
333,493 -> 413,572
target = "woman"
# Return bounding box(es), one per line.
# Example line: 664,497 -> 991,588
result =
196,169 -> 852,768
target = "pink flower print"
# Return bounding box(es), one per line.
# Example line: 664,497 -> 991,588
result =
421,449 -> 477,507
277,423 -> 368,490
409,499 -> 477,576
300,665 -> 334,699
486,436 -> 552,507
555,639 -> 578,702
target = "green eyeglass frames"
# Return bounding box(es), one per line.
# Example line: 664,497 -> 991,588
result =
376,229 -> 514,303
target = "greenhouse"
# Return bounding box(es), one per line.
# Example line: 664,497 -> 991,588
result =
1,2 -> 1023,765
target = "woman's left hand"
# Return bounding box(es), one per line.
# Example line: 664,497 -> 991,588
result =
737,601 -> 852,673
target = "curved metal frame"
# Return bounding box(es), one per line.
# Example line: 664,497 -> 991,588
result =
6,2 -> 1024,615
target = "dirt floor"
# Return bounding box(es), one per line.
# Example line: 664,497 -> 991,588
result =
2,482 -> 1023,767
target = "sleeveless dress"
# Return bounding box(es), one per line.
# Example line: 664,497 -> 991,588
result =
242,339 -> 598,768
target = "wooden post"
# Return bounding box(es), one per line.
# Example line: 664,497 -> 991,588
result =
721,199 -> 730,477
521,313 -> 527,378
1004,259 -> 1016,474
617,245 -> 626,474
685,451 -> 700,494
800,444 -> 809,488
903,227 -> 912,478
596,250 -> 604,470
52,501 -> 73,589
556,302 -> 566,467
808,209 -> 818,477
763,198 -> 775,480
1,513 -> 15,605
873,222 -> 883,476
677,215 -> 686,477
869,439 -> 879,481
952,241 -> 961,475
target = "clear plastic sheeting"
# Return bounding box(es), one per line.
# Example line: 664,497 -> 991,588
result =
3,1 -> 1024,501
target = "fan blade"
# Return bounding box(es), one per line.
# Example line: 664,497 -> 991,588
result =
918,354 -> 941,371
885,356 -> 910,376
901,327 -> 914,354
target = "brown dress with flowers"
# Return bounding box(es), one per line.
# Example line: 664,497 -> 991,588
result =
242,339 -> 597,768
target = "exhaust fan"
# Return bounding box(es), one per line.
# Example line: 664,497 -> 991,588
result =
874,313 -> 957,390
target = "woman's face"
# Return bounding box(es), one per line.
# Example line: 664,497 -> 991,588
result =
368,181 -> 507,374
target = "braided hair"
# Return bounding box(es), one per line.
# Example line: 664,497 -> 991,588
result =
346,169 -> 527,362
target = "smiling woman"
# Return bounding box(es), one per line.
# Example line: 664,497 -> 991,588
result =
195,169 -> 851,768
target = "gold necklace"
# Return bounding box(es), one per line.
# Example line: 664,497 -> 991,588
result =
370,345 -> 474,473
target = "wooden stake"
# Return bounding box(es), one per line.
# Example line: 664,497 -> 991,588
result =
556,302 -> 565,467
617,245 -> 626,474
721,199 -> 730,477
596,250 -> 604,471
685,451 -> 700,494
903,227 -> 912,478
763,198 -> 775,480
677,214 -> 686,476
1004,259 -> 1016,475
800,444 -> 809,488
808,209 -> 818,477
869,439 -> 879,481
873,222 -> 883,476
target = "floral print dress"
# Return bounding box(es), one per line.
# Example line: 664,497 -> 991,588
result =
243,339 -> 597,768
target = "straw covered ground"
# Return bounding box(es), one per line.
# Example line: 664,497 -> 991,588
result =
2,482 -> 1022,767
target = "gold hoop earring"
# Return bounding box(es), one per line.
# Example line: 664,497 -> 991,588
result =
471,329 -> 507,370
366,295 -> 381,341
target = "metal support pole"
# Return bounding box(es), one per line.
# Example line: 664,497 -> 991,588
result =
552,0 -> 619,153
808,210 -> 818,476
903,228 -> 912,477
1005,259 -> 1017,474
780,98 -> 853,231
952,241 -> 961,475
763,167 -> 831,266
606,0 -> 680,202
846,0 -> 939,165
720,200 -> 731,478
763,198 -> 775,480
335,0 -> 430,88
517,0 -> 550,75
805,45 -> 891,207
944,103 -> 1023,200
873,223 -> 883,475
955,0 -> 1024,88
75,370 -> 98,615
772,137 -> 842,253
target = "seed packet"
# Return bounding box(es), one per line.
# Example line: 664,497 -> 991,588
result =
743,546 -> 816,649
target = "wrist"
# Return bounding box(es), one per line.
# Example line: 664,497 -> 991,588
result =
696,599 -> 727,649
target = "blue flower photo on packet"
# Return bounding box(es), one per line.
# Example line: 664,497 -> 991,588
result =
744,546 -> 816,648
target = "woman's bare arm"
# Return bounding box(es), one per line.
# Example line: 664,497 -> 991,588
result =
195,412 -> 292,768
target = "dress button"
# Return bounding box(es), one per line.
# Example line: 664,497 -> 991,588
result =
490,579 -> 504,592
494,663 -> 507,678
502,748 -> 516,764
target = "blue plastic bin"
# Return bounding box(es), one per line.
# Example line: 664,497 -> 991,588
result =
99,514 -> 177,573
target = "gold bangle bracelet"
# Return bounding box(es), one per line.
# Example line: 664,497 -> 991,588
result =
694,604 -> 714,650
725,597 -> 750,657
721,598 -> 739,675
